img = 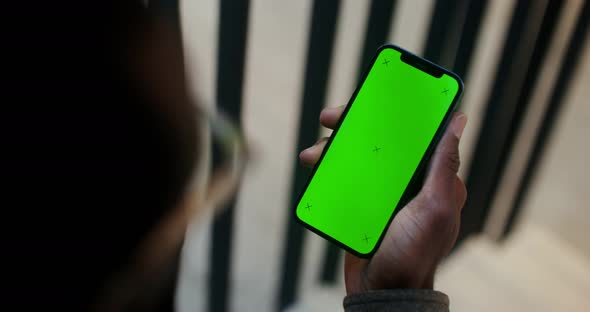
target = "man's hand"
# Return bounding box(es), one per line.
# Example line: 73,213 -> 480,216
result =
299,105 -> 468,294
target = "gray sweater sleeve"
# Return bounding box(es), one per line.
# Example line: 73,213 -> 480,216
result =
343,289 -> 449,312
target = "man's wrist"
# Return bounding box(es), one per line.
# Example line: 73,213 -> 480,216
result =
360,266 -> 435,293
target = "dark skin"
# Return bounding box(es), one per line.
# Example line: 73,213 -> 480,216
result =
300,105 -> 468,294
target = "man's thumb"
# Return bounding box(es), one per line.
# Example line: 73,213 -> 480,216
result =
422,112 -> 467,196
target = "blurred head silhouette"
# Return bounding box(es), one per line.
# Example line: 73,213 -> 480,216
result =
2,2 -> 199,311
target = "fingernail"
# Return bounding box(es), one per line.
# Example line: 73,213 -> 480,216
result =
302,139 -> 322,153
326,105 -> 345,112
454,113 -> 467,139
301,145 -> 315,155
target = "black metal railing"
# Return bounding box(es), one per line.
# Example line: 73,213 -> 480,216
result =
505,0 -> 590,238
150,0 -> 590,311
208,1 -> 251,312
278,0 -> 342,308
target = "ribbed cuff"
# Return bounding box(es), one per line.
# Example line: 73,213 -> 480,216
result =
343,289 -> 449,312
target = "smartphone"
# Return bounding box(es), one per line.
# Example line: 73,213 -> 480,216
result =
295,45 -> 463,258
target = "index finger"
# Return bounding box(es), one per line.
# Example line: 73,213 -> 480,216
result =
319,105 -> 345,129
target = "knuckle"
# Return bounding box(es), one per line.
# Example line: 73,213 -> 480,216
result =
319,110 -> 328,123
445,149 -> 461,173
419,192 -> 455,229
458,178 -> 467,204
430,209 -> 455,235
432,202 -> 454,224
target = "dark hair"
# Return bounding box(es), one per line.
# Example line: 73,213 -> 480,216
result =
1,2 -> 197,310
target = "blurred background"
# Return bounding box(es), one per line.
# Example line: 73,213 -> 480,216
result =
151,0 -> 590,311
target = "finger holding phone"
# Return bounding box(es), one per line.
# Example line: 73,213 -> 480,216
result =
297,45 -> 468,293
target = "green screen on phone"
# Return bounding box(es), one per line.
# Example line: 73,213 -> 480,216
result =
295,46 -> 462,256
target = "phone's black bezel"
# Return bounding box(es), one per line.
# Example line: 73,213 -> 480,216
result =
294,44 -> 464,258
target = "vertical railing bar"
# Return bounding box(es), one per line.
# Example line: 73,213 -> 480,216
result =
357,0 -> 399,81
277,0 -> 341,310
484,0 -> 565,237
452,0 -> 490,81
502,0 -> 590,239
208,1 -> 250,312
148,0 -> 180,21
458,0 -> 548,244
422,0 -> 465,65
319,0 -> 398,285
